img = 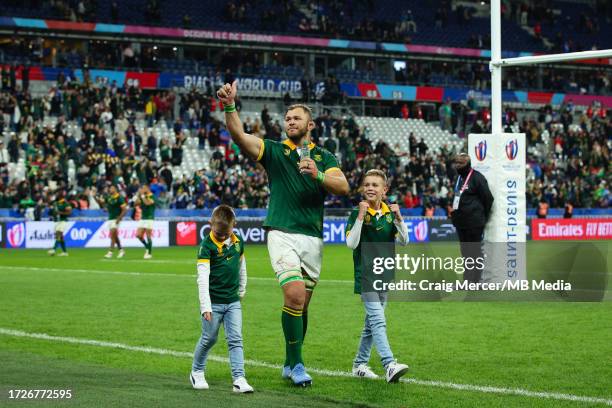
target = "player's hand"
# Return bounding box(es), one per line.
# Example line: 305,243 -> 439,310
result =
357,201 -> 370,220
203,312 -> 212,321
298,158 -> 318,179
239,291 -> 246,300
216,80 -> 237,106
389,203 -> 402,221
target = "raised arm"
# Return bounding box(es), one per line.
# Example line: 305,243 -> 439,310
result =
216,80 -> 263,161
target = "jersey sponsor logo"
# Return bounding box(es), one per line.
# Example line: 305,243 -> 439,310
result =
475,140 -> 487,161
505,138 -> 518,160
7,222 -> 26,248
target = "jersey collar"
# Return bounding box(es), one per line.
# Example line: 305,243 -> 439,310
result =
209,232 -> 239,250
283,139 -> 315,151
367,202 -> 391,216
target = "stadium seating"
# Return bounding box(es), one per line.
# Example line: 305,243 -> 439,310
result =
355,116 -> 463,155
3,1 -> 609,53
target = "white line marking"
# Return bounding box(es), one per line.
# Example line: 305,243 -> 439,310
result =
0,328 -> 610,405
0,266 -> 352,284
101,258 -> 270,264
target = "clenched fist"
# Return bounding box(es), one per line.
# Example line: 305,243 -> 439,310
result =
216,80 -> 238,106
357,201 -> 370,221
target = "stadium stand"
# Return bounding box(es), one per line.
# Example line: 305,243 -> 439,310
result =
1,1 -> 610,52
0,73 -> 608,215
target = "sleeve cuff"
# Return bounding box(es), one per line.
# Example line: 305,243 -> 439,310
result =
324,167 -> 341,174
256,139 -> 265,161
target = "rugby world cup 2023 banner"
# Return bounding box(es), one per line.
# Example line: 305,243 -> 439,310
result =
469,134 -> 527,282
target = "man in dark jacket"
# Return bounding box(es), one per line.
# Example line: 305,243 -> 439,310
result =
450,153 -> 494,283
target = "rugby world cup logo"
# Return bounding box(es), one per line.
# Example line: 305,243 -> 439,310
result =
505,139 -> 518,160
475,140 -> 487,161
414,220 -> 429,242
8,223 -> 25,247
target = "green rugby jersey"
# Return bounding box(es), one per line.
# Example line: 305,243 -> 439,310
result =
106,193 -> 126,220
346,203 -> 398,294
197,233 -> 244,304
140,193 -> 156,220
53,199 -> 71,221
257,138 -> 339,238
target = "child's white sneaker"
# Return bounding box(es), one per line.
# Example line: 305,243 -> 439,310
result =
190,371 -> 209,390
352,363 -> 379,379
232,376 -> 254,393
385,360 -> 409,383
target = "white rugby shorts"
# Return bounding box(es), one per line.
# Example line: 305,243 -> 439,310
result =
267,229 -> 323,291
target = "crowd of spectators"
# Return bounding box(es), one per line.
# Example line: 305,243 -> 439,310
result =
0,70 -> 609,217
2,35 -> 609,97
522,102 -> 610,209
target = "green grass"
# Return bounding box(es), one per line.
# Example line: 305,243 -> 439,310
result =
0,245 -> 611,407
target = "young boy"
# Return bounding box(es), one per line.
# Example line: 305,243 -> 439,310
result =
345,169 -> 410,383
190,204 -> 254,393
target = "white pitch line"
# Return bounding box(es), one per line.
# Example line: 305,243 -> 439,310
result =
0,266 -> 352,284
101,257 -> 270,264
0,328 -> 610,406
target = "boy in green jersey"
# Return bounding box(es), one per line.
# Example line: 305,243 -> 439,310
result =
190,205 -> 254,394
217,80 -> 350,386
346,169 -> 410,383
135,184 -> 155,259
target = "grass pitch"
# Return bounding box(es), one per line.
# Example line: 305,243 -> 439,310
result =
1,244 -> 611,407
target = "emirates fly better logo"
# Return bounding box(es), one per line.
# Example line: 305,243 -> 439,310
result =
505,139 -> 518,160
475,140 -> 487,161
